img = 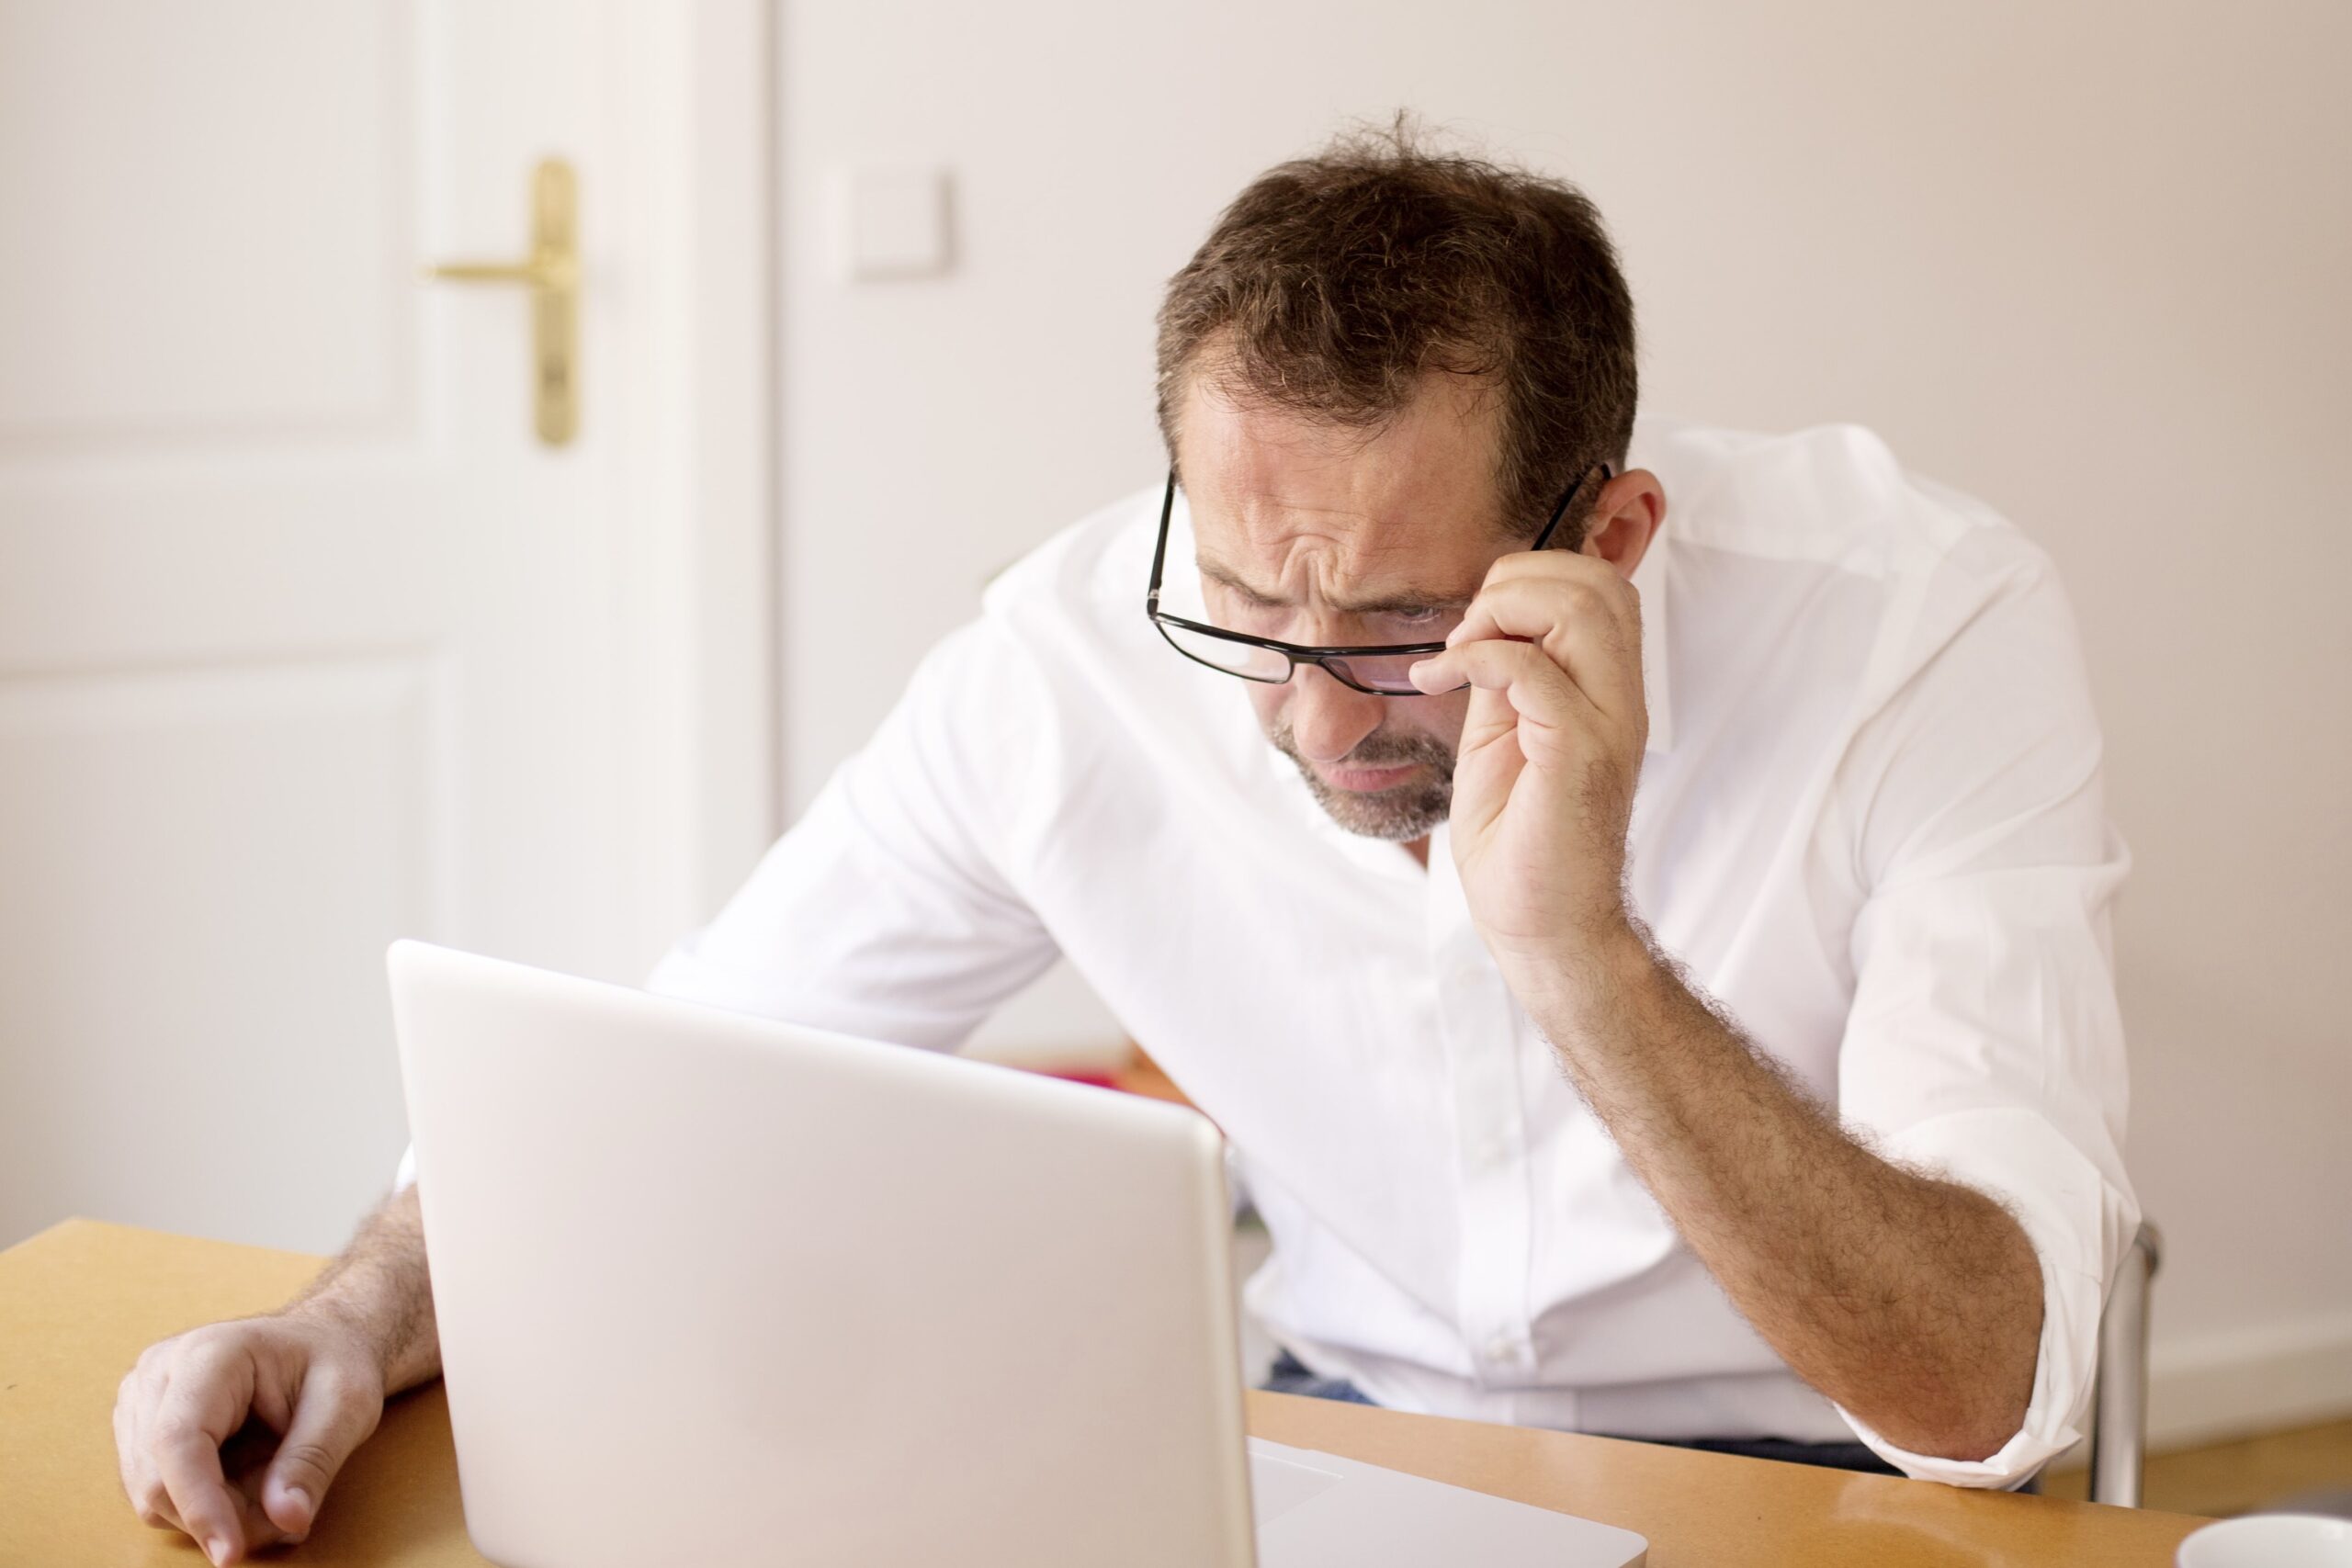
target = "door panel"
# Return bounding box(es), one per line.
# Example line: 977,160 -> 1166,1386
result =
0,0 -> 411,440
0,0 -> 758,1252
0,655 -> 439,1247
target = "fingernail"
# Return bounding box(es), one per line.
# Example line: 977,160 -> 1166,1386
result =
286,1484 -> 312,1519
206,1538 -> 231,1566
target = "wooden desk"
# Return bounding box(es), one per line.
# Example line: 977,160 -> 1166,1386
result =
2,1218 -> 2206,1567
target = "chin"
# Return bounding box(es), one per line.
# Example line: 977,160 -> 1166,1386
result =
1308,782 -> 1452,842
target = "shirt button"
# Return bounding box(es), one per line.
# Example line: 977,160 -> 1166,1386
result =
1485,1335 -> 1518,1364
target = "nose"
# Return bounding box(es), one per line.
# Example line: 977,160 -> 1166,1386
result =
1283,664 -> 1390,763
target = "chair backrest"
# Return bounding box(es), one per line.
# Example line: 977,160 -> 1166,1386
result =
2085,1222 -> 2163,1507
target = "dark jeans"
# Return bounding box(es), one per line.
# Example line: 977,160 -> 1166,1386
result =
1262,1350 -> 1904,1478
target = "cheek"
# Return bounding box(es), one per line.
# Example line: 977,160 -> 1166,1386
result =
1396,690 -> 1469,750
1241,682 -> 1462,746
1244,682 -> 1288,734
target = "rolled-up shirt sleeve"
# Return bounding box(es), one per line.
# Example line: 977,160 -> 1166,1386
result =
1824,536 -> 2139,1487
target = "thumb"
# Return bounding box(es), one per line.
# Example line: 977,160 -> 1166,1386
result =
260,1366 -> 379,1540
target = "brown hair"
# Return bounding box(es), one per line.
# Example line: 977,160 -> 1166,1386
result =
1155,118 -> 1638,544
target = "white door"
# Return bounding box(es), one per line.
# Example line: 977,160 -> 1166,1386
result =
0,0 -> 774,1253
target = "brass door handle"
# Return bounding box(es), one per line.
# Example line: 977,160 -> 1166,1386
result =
427,256 -> 575,288
423,158 -> 579,446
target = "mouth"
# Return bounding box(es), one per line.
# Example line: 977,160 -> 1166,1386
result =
1314,760 -> 1423,793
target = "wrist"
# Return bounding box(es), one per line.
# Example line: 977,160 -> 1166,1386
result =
283,1289 -> 386,1357
285,1270 -> 432,1390
1495,914 -> 1657,1041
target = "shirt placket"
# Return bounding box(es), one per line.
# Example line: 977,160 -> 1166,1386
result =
1425,825 -> 1537,1396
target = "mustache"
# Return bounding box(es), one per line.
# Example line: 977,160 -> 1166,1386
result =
1269,723 -> 1454,773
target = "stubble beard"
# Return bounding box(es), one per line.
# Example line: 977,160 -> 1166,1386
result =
1267,720 -> 1456,842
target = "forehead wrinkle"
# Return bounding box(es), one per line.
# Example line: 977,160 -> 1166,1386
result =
1194,503 -> 1479,615
1174,372 -> 1508,616
1194,551 -> 1473,615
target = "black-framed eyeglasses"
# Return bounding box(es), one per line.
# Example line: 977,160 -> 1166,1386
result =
1144,462 -> 1611,695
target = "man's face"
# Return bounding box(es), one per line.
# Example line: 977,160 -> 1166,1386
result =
1171,372 -> 1510,842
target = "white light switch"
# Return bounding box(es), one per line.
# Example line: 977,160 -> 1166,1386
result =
828,164 -> 953,282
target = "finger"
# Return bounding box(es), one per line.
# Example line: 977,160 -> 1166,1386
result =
1454,557 -> 1638,649
1464,547 -> 1643,651
220,1416 -> 300,1552
112,1371 -> 141,1502
151,1346 -> 258,1565
1410,637 -> 1604,758
1452,568 -> 1640,682
153,1424 -> 242,1562
117,1369 -> 186,1532
1476,540 -> 1638,602
228,1485 -> 295,1556
1444,573 -> 1645,725
1475,541 -> 1641,610
260,1364 -> 379,1540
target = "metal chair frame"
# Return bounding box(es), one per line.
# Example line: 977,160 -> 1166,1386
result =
2084,1221 -> 2163,1506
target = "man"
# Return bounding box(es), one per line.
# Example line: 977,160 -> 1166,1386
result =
116,127 -> 2136,1564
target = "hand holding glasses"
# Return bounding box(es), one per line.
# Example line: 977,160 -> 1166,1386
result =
1144,464 -> 1611,695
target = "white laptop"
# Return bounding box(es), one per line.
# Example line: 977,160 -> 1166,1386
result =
389,940 -> 1647,1568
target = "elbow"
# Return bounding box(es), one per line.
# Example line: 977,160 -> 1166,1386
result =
1864,1383 -> 2030,1464
1862,1314 -> 2040,1464
1903,1201 -> 2046,1463
1917,1400 -> 2030,1465
1858,1299 -> 2041,1463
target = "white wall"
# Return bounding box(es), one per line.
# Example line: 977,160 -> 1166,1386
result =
775,0 -> 2352,1443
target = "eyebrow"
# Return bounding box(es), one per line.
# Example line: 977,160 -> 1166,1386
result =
1194,558 -> 1472,617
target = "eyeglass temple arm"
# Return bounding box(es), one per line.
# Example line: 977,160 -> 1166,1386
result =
1146,472 -> 1178,609
1530,462 -> 1616,552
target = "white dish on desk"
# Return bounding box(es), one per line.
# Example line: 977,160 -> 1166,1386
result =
2177,1514 -> 2352,1568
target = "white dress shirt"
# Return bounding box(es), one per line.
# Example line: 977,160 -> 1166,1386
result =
395,416 -> 2137,1487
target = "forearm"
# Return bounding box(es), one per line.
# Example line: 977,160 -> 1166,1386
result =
283,1185 -> 442,1394
1513,921 -> 2043,1461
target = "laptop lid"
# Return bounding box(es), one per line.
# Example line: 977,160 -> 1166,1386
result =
390,940 -> 1256,1568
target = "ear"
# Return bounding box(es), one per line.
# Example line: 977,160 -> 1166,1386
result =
1583,468 -> 1666,580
